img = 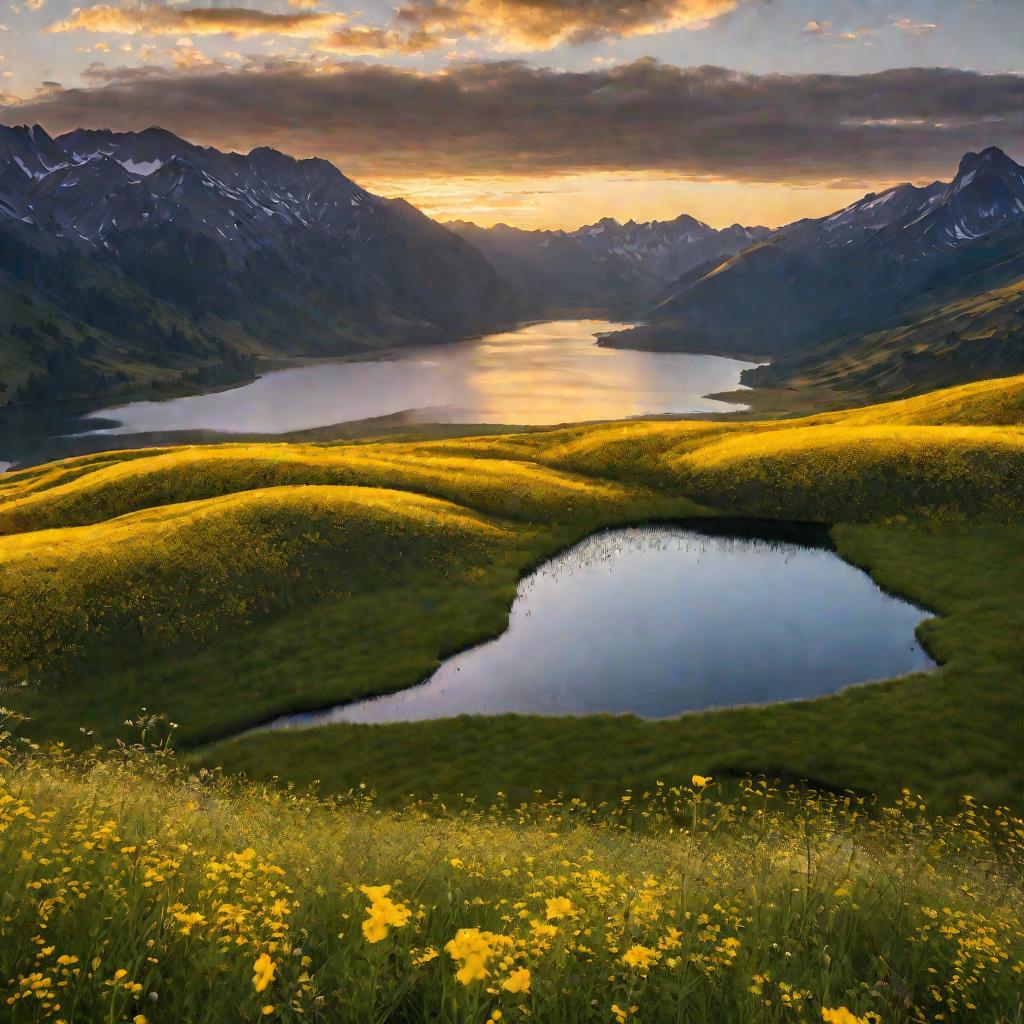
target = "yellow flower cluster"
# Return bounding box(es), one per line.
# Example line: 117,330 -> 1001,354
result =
1,748 -> 1022,1024
359,884 -> 412,943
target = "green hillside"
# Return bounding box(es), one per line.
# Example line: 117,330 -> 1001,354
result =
1,374 -> 1022,811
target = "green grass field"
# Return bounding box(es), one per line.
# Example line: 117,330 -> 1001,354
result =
1,373 -> 1023,813
3,373 -> 1024,1023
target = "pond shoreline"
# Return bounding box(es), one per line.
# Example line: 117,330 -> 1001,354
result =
215,517 -> 934,743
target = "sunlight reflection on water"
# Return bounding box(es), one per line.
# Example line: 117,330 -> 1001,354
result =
81,320 -> 756,436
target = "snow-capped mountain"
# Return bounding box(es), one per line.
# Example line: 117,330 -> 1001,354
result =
618,146 -> 1024,356
448,213 -> 770,308
889,146 -> 1024,254
0,123 -> 522,365
33,127 -> 378,254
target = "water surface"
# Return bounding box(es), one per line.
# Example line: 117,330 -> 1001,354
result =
266,524 -> 934,729
82,320 -> 754,436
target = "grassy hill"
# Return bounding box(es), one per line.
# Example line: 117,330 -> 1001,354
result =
2,375 -> 1024,1022
1,374 -> 1023,811
743,276 -> 1024,406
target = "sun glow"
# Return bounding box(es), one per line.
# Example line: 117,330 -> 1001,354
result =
364,171 -> 874,229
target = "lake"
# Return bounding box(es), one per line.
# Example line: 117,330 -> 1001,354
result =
263,523 -> 935,728
79,320 -> 754,437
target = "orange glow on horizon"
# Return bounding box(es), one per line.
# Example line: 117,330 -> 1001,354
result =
362,172 -> 881,230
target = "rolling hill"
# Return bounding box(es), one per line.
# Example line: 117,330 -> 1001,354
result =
3,372 -> 1023,809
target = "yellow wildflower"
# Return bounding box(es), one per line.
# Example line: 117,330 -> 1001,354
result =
445,928 -> 500,985
822,1009 -> 871,1024
502,967 -> 531,994
545,896 -> 575,920
692,775 -> 711,789
359,884 -> 392,902
413,947 -> 440,967
252,953 -> 275,993
622,944 -> 657,970
360,885 -> 412,944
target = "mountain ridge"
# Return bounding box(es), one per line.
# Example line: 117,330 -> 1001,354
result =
446,214 -> 771,309
0,122 -> 523,404
609,146 -> 1024,371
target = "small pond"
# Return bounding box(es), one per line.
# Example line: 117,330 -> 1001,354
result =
264,523 -> 934,728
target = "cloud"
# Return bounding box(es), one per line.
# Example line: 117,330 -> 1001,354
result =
46,0 -> 743,51
833,27 -> 874,43
395,0 -> 740,49
46,5 -> 342,39
6,60 -> 1023,186
314,25 -> 443,54
891,17 -> 939,36
802,20 -> 875,43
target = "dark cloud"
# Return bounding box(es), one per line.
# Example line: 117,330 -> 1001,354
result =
5,60 -> 1022,184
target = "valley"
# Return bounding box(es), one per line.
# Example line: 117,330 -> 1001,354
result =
2,122 -> 1024,1024
4,130 -> 1024,428
3,373 -> 1023,813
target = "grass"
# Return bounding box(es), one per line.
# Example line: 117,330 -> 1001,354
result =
197,523 -> 1024,812
738,277 -> 1024,410
2,731 -> 1022,1024
1,372 -> 1023,811
3,372 -> 1024,1023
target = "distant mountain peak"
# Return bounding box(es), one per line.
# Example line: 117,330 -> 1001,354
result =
0,121 -> 523,375
447,208 -> 771,307
957,145 -> 1015,175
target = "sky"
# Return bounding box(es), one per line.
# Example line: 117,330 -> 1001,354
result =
0,0 -> 1021,229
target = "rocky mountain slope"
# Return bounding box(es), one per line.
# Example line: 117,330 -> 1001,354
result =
0,124 -> 522,404
448,214 -> 770,308
612,147 -> 1024,364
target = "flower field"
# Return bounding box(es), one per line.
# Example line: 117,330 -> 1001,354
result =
2,725 -> 1023,1024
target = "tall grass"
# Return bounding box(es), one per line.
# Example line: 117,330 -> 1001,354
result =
1,716 -> 1022,1023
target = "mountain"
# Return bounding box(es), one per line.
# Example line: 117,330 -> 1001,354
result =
447,214 -> 770,309
612,147 -> 1024,363
0,124 -> 522,405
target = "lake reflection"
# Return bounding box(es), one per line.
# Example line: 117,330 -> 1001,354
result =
82,320 -> 755,436
265,524 -> 935,728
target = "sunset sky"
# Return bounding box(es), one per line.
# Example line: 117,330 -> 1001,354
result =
1,0 -> 1021,229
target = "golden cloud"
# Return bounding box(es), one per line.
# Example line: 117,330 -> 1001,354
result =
47,5 -> 341,39
47,0 -> 741,53
396,0 -> 740,49
314,25 -> 443,54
